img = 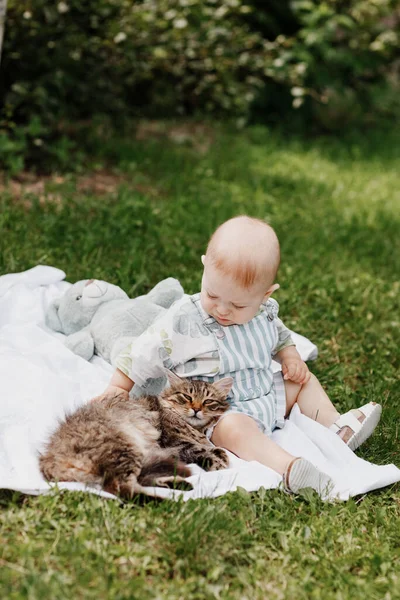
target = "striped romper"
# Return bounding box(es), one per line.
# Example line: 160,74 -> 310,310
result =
189,294 -> 288,436
116,293 -> 294,437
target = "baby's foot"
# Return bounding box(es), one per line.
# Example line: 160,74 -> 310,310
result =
283,457 -> 334,500
330,402 -> 382,451
336,410 -> 365,443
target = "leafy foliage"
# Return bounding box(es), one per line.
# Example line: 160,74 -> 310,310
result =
0,0 -> 399,172
113,0 -> 268,118
1,0 -> 273,172
1,0 -> 127,172
248,0 -> 400,129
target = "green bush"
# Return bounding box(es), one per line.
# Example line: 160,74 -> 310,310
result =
247,0 -> 400,128
0,0 -> 399,173
1,0 -> 270,172
112,0 -> 269,118
0,0 -> 128,172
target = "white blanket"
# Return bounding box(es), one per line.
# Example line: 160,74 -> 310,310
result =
0,266 -> 399,502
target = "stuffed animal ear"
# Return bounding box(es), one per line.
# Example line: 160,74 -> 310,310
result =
147,278 -> 184,309
45,298 -> 63,332
165,370 -> 183,388
212,377 -> 233,396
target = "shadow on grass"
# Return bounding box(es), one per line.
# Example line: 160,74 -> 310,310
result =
1,164 -> 399,286
245,125 -> 400,166
0,489 -> 28,508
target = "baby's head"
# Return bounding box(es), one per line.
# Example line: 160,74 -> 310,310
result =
200,216 -> 280,326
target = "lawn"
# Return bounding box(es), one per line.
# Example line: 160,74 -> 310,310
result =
0,124 -> 399,599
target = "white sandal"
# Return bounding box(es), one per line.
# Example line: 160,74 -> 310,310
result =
330,402 -> 382,451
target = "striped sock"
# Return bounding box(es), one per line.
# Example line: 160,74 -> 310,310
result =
283,458 -> 334,500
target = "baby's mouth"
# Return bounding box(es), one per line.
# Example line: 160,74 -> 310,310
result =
215,315 -> 231,324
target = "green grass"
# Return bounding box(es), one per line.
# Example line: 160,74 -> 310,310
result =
1,124 -> 399,599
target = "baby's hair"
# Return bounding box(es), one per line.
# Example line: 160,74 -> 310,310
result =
205,216 -> 280,290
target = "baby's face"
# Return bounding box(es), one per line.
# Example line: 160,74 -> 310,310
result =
200,262 -> 270,326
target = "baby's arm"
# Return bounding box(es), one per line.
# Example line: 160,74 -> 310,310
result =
91,368 -> 134,402
275,345 -> 310,385
272,306 -> 310,385
107,368 -> 135,395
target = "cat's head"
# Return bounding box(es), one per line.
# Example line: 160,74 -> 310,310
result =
160,371 -> 232,430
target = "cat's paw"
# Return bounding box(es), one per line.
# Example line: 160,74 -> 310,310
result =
201,447 -> 229,471
150,475 -> 193,491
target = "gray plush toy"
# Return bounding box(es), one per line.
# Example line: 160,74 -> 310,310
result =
45,277 -> 184,366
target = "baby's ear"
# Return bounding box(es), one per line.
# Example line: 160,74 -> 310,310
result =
263,283 -> 280,301
213,377 -> 233,396
165,370 -> 183,388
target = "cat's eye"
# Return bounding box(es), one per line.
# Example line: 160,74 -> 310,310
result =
175,393 -> 192,404
76,295 -> 82,301
203,399 -> 217,407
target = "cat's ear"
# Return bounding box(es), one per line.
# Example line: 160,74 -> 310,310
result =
165,370 -> 183,388
213,377 -> 233,396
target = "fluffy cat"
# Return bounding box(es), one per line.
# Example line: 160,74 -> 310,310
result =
39,372 -> 232,498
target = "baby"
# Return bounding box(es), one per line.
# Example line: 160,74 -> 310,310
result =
99,216 -> 382,498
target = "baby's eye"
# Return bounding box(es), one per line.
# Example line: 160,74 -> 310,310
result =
207,291 -> 217,299
233,305 -> 245,310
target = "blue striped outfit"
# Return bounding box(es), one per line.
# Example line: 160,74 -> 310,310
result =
188,294 -> 287,436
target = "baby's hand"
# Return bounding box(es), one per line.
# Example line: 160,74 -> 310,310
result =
90,386 -> 129,403
281,358 -> 310,385
91,371 -> 134,403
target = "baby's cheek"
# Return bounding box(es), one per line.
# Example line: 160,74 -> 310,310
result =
204,299 -> 213,313
200,293 -> 211,313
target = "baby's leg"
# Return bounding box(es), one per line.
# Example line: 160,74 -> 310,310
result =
284,373 -> 340,427
212,413 -> 298,475
211,413 -> 334,498
284,373 -> 380,447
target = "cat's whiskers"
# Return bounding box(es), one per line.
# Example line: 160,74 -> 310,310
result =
162,375 -> 231,431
